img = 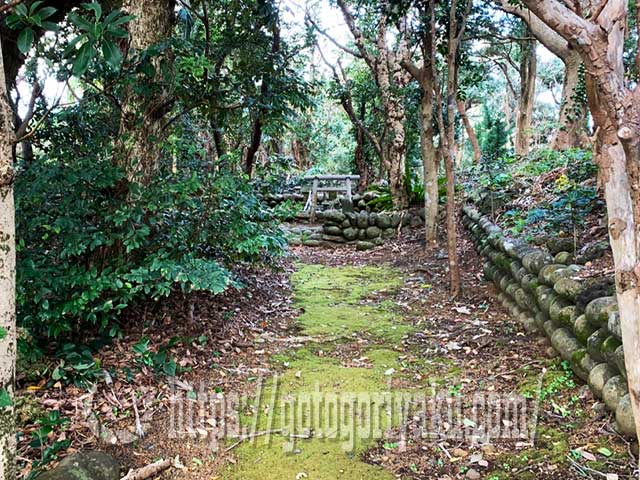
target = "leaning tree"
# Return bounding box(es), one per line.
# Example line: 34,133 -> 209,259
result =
516,0 -> 640,453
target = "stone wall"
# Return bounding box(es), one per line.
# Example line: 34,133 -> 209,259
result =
462,205 -> 635,436
288,208 -> 425,250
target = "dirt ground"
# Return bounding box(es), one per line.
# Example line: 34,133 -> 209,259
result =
18,222 -> 638,479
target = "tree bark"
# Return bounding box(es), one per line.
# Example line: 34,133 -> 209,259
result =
429,0 -> 469,297
552,52 -> 588,150
457,100 -> 481,163
0,40 -> 16,480
519,0 -> 640,456
515,29 -> 537,156
116,0 -> 175,186
353,101 -> 371,191
419,76 -> 439,246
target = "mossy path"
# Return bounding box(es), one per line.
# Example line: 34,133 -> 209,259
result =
221,262 -> 418,479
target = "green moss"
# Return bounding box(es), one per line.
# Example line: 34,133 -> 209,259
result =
488,426 -> 570,477
222,263 -> 416,480
601,336 -> 621,353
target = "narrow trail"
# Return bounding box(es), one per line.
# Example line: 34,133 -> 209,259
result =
222,262 -> 417,479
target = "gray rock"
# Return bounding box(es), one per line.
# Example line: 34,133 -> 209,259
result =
303,239 -> 322,247
368,212 -> 378,226
574,315 -> 596,343
366,226 -> 381,239
341,219 -> 351,228
323,225 -> 342,236
539,264 -> 566,285
390,213 -> 402,228
608,311 -> 622,340
356,241 -> 375,251
551,328 -> 582,362
323,210 -> 346,225
356,212 -> 369,229
376,214 -> 392,229
576,241 -> 610,264
587,328 -> 608,362
321,234 -> 346,243
615,394 -> 636,436
614,345 -> 626,379
381,228 -> 395,239
358,229 -> 367,240
554,251 -> 574,264
547,237 -> 575,255
345,212 -> 357,226
343,227 -> 358,241
585,296 -> 618,327
588,363 -> 617,397
554,277 -> 584,302
38,451 -> 120,480
603,375 -> 628,411
522,250 -> 553,274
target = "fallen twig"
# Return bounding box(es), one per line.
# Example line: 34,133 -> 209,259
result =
120,458 -> 172,480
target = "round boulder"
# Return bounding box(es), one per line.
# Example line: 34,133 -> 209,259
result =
38,451 -> 120,480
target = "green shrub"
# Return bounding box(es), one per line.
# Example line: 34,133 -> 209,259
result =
16,103 -> 287,350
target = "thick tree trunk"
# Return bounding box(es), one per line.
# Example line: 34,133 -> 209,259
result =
457,100 -> 481,162
515,31 -> 537,156
552,53 -> 587,150
0,42 -> 16,480
519,0 -> 640,456
116,0 -> 175,186
377,51 -> 409,209
420,88 -> 438,246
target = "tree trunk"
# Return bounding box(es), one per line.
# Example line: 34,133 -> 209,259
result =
353,102 -> 370,191
244,117 -> 262,178
116,0 -> 175,186
0,41 -> 16,480
457,100 -> 481,162
515,30 -> 537,156
420,86 -> 438,246
519,0 -> 640,457
552,53 -> 588,150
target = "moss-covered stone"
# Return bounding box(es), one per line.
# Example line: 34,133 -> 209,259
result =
585,296 -> 617,327
37,451 -> 120,480
588,363 -> 617,397
615,394 -> 636,436
602,376 -> 627,411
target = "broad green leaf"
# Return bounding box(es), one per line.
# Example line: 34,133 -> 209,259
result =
597,447 -> 613,457
101,39 -> 121,69
0,389 -> 12,408
17,28 -> 34,54
72,41 -> 95,76
38,6 -> 57,20
0,327 -> 6,340
82,1 -> 102,19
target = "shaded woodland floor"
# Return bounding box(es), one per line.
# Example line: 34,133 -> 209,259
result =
20,224 -> 638,479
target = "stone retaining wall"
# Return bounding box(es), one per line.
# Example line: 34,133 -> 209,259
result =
462,205 -> 635,436
287,208 -> 425,250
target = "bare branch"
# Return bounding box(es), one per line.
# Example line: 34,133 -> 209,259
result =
305,14 -> 363,60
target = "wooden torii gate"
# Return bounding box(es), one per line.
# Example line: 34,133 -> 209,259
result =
302,175 -> 360,222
